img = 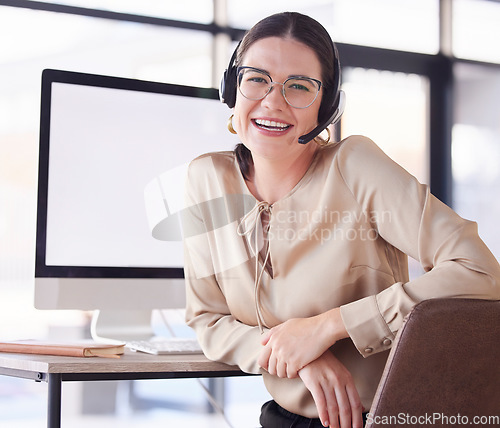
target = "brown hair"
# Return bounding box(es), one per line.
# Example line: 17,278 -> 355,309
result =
233,12 -> 337,180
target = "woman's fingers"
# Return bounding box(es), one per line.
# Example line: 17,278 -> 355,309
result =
346,383 -> 364,428
258,315 -> 340,379
276,360 -> 287,378
260,329 -> 272,346
323,381 -> 340,428
304,374 -> 331,427
257,345 -> 271,371
267,350 -> 278,376
286,361 -> 300,379
334,386 -> 352,428
298,351 -> 363,428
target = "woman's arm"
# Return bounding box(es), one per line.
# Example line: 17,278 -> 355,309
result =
183,156 -> 266,374
258,136 -> 500,374
184,248 -> 265,374
338,136 -> 500,357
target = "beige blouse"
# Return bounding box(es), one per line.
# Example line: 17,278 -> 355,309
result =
183,135 -> 500,417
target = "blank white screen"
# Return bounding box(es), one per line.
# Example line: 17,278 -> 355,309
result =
45,82 -> 237,268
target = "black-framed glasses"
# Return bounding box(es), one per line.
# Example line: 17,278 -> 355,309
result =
237,66 -> 322,109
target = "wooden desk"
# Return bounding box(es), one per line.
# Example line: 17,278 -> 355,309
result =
0,350 -> 248,428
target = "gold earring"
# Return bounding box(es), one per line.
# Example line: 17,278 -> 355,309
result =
227,115 -> 237,134
314,127 -> 331,146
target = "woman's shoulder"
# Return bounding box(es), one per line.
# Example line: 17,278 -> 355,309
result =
313,135 -> 383,175
187,150 -> 237,175
328,135 -> 425,205
190,150 -> 236,165
317,134 -> 420,196
325,135 -> 382,159
327,134 -> 404,175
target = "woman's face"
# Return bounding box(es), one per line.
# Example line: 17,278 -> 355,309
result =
232,37 -> 323,163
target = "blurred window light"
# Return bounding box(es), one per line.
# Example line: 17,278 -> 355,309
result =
331,0 -> 439,54
0,5 -> 213,292
452,63 -> 500,258
453,0 -> 500,63
228,0 -> 335,30
0,7 -> 212,86
341,67 -> 429,185
228,0 -> 439,54
25,0 -> 214,23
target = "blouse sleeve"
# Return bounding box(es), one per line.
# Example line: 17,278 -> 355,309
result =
182,157 -> 264,374
338,136 -> 500,357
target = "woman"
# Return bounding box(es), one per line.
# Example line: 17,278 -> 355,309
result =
182,12 -> 500,428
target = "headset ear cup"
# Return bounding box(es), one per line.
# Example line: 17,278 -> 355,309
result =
220,66 -> 237,108
220,41 -> 241,108
219,69 -> 229,105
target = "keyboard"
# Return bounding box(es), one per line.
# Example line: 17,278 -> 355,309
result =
127,338 -> 203,355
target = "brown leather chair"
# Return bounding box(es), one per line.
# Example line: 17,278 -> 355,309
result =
366,298 -> 500,428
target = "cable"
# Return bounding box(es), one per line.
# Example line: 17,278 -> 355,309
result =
196,378 -> 236,428
156,309 -> 236,428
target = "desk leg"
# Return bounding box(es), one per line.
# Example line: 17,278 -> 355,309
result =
47,373 -> 62,428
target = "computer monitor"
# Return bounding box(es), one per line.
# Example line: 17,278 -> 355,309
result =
34,69 -> 238,341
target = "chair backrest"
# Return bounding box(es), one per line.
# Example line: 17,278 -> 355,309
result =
366,298 -> 500,428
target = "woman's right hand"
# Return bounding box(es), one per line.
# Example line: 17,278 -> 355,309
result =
298,351 -> 364,428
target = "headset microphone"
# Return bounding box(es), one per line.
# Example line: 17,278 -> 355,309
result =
298,90 -> 345,145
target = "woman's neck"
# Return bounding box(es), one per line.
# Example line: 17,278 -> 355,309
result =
247,147 -> 318,204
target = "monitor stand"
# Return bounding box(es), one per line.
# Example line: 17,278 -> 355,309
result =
91,309 -> 155,343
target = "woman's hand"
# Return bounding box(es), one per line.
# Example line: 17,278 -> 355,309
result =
258,308 -> 348,378
298,351 -> 364,428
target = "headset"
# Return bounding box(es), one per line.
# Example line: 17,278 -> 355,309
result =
219,38 -> 345,145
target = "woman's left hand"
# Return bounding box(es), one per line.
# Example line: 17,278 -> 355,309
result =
258,308 -> 348,378
298,350 -> 364,428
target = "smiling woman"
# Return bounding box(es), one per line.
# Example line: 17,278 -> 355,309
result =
182,11 -> 500,428
231,36 -> 325,205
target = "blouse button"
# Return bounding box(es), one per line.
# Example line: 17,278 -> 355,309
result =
364,347 -> 373,354
383,338 -> 392,346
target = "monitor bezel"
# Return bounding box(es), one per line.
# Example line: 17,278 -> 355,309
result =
35,69 -> 219,280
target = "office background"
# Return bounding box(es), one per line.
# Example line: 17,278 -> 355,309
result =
0,0 -> 499,426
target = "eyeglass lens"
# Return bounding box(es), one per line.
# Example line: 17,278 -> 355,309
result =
238,68 -> 321,109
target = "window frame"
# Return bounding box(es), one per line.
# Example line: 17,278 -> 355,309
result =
2,0 -> 500,207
